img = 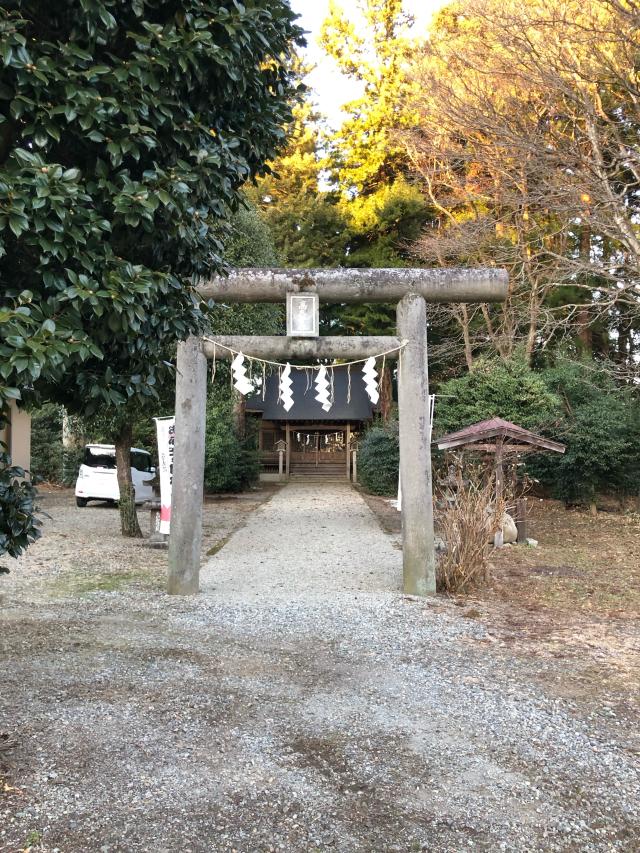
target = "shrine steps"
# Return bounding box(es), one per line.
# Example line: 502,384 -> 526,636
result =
289,465 -> 349,482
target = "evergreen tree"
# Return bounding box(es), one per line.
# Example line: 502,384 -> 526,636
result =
0,0 -> 302,548
248,100 -> 350,268
320,0 -> 419,196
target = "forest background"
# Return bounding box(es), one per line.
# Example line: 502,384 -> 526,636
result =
31,0 -> 640,512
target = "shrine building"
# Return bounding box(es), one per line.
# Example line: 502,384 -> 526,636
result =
246,365 -> 376,480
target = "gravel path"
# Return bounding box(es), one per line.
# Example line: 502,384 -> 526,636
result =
200,481 -> 402,600
1,485 -> 638,851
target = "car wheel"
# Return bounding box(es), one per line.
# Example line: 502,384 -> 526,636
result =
76,497 -> 88,507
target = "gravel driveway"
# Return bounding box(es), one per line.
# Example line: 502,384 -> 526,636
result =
1,484 -> 638,852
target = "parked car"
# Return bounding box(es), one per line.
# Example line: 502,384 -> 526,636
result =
75,444 -> 155,507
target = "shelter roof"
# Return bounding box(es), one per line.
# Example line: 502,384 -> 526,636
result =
436,417 -> 565,454
246,366 -> 375,422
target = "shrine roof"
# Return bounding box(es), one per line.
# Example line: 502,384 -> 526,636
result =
436,417 -> 565,454
246,366 -> 376,422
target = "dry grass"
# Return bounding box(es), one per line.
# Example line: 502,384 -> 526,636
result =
490,501 -> 640,616
472,501 -> 640,715
435,468 -> 495,594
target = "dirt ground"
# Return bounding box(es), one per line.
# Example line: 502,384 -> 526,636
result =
1,486 -> 639,852
363,492 -> 640,723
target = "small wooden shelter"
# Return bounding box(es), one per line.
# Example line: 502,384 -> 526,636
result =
436,417 -> 565,545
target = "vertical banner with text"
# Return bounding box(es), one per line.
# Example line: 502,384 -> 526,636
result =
154,416 -> 175,534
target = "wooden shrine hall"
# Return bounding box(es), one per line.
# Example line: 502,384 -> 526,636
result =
246,366 -> 376,480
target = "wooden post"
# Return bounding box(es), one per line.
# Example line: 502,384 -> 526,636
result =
352,450 -> 357,484
515,497 -> 527,542
494,438 -> 504,548
285,423 -> 290,477
396,294 -> 436,596
346,423 -> 351,480
168,336 -> 207,595
278,450 -> 284,479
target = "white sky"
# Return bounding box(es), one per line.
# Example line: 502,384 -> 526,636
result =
289,0 -> 447,126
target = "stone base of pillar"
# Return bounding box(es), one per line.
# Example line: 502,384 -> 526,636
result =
146,500 -> 169,550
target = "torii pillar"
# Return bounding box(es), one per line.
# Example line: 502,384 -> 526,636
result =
397,293 -> 435,595
168,268 -> 508,597
168,336 -> 207,595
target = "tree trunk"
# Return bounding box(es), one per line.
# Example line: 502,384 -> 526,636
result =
459,304 -> 474,371
577,225 -> 593,354
115,421 -> 142,538
379,365 -> 393,423
577,305 -> 593,354
525,291 -> 540,365
62,408 -> 85,485
232,390 -> 246,439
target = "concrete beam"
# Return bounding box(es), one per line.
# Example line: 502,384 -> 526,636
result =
203,336 -> 402,361
167,336 -> 207,595
197,267 -> 508,304
397,294 -> 437,596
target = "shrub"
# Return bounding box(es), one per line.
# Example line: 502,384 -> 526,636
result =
29,404 -> 63,484
531,360 -> 640,504
0,454 -> 41,562
204,398 -> 259,493
30,404 -> 86,486
435,357 -> 562,435
357,421 -> 399,496
62,446 -> 85,487
435,356 -> 640,506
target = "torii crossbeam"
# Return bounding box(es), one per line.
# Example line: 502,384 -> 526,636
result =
168,267 -> 508,597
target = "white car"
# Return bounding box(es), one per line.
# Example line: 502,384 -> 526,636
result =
75,444 -> 155,508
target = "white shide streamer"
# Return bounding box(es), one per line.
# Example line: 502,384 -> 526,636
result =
279,362 -> 294,412
314,364 -> 332,412
231,352 -> 253,396
362,357 -> 379,405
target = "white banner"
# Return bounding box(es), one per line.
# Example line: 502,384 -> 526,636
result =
154,416 -> 175,534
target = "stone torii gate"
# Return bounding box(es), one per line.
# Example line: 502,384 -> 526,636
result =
167,267 -> 508,597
